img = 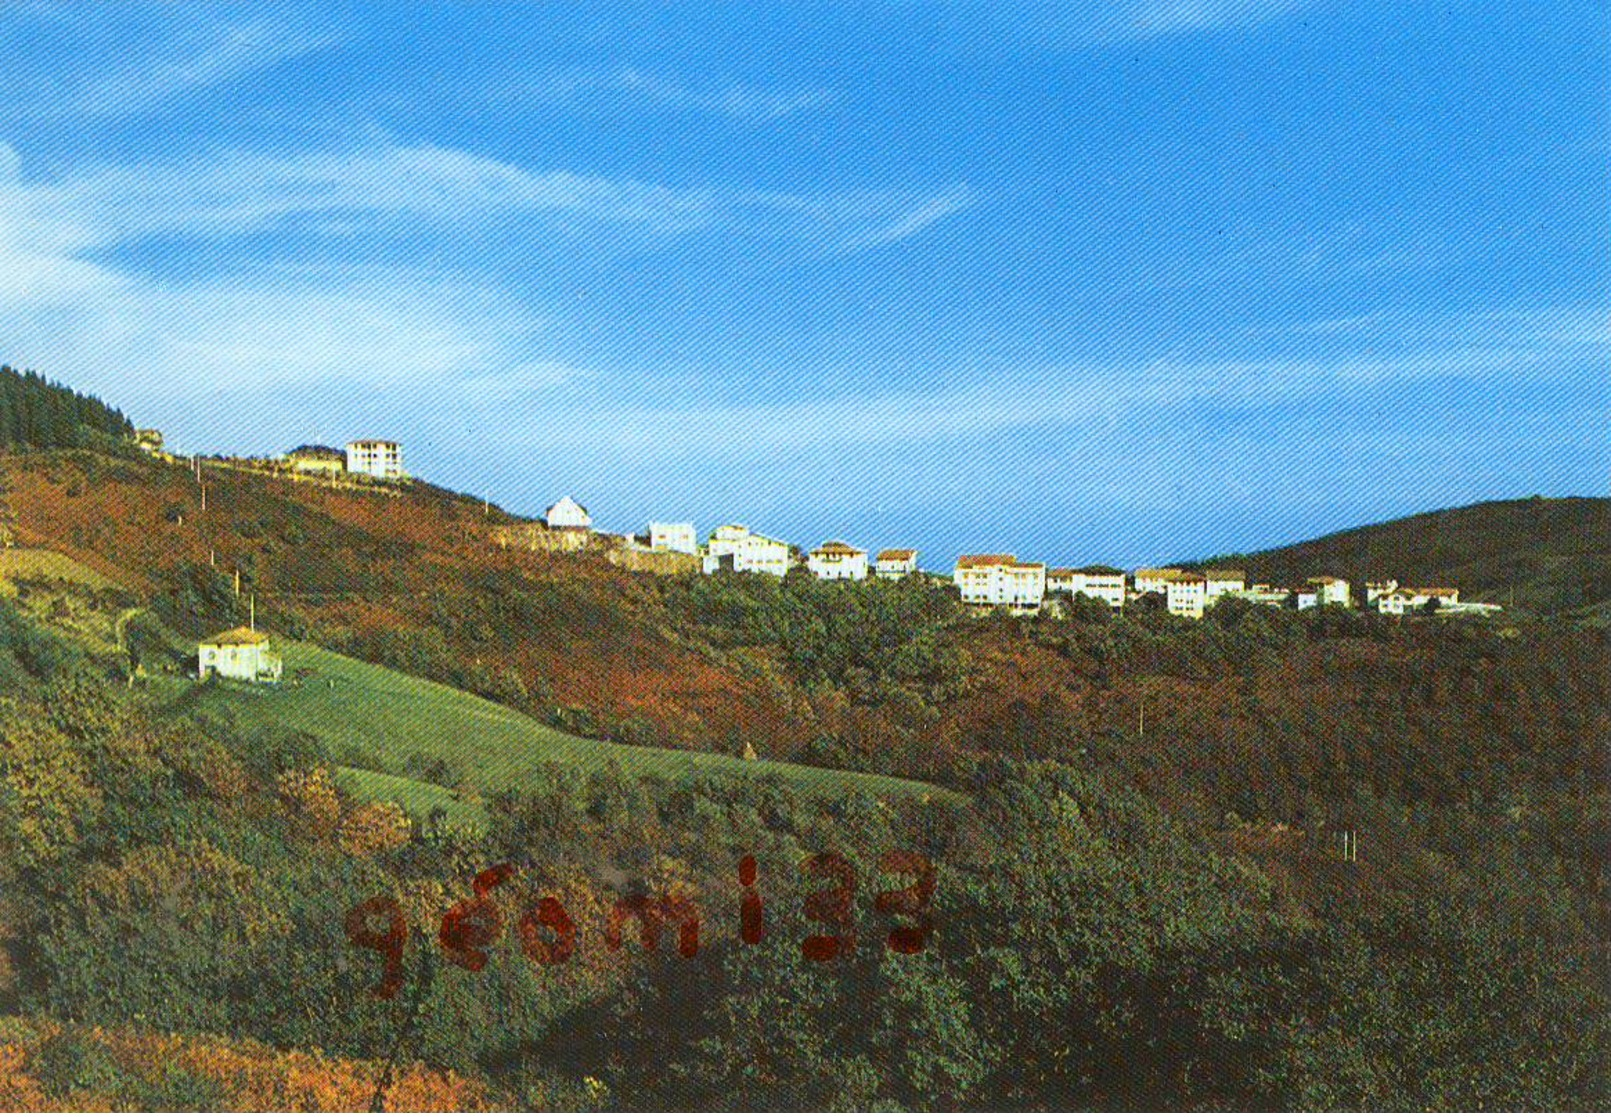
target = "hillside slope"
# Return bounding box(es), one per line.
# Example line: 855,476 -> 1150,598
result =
167,641 -> 950,807
1189,496 -> 1610,616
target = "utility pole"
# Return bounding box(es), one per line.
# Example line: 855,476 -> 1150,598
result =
249,594 -> 256,632
234,569 -> 241,597
200,485 -> 207,512
1138,696 -> 1145,739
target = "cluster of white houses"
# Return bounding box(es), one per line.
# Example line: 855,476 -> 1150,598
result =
196,492 -> 1496,683
535,501 -> 1491,620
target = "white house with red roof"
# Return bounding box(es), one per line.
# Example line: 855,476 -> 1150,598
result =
874,549 -> 919,579
807,541 -> 869,581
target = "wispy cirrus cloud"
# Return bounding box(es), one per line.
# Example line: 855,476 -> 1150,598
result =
0,133 -> 969,425
836,185 -> 976,251
524,66 -> 840,121
2,3 -> 337,122
7,138 -> 969,257
937,0 -> 1328,48
1123,0 -> 1319,37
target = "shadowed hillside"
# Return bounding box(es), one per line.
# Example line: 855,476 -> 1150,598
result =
1188,496 -> 1611,617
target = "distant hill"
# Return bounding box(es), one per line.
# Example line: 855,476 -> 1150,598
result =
1188,497 -> 1611,617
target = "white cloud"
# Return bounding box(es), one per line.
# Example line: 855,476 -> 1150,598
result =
1123,0 -> 1317,36
837,185 -> 976,251
483,330 -> 1604,465
513,66 -> 839,121
6,138 -> 967,259
934,0 -> 1328,49
2,5 -> 337,122
609,68 -> 839,120
0,134 -> 967,424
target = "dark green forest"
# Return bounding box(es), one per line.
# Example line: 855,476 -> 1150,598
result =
0,366 -> 135,452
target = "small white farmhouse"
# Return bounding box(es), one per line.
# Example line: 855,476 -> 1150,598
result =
807,541 -> 869,581
875,549 -> 919,579
1364,579 -> 1399,604
346,439 -> 405,480
648,521 -> 697,554
545,496 -> 592,530
198,627 -> 283,684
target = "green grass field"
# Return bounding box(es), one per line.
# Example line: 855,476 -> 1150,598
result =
331,765 -> 490,831
0,548 -> 128,590
181,642 -> 955,819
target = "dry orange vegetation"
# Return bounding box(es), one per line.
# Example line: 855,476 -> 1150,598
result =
0,1018 -> 497,1110
0,451 -> 799,749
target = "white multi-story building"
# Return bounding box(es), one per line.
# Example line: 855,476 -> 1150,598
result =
1204,568 -> 1247,602
1232,586 -> 1291,608
648,521 -> 698,554
1306,576 -> 1352,607
345,439 -> 405,480
1296,590 -> 1320,610
874,549 -> 919,579
1165,573 -> 1209,618
1047,565 -> 1126,610
703,524 -> 793,577
807,541 -> 869,581
1071,565 -> 1126,609
1364,579 -> 1399,604
953,555 -> 1047,612
545,496 -> 592,530
1133,567 -> 1186,597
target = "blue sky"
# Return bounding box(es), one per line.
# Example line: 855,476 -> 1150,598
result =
2,1 -> 1606,567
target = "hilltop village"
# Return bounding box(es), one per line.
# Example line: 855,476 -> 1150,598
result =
147,432 -> 1498,662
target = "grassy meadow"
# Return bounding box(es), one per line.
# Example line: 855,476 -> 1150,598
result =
172,641 -> 954,819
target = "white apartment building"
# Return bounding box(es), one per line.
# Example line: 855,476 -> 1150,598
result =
953,555 -> 1047,612
1133,567 -> 1186,597
807,541 -> 869,581
1047,566 -> 1126,610
1233,586 -> 1292,608
703,524 -> 793,577
1296,590 -> 1320,610
1204,568 -> 1247,602
1165,573 -> 1209,618
345,439 -> 405,480
545,496 -> 592,530
1306,576 -> 1352,607
648,521 -> 698,554
1071,565 -> 1126,609
875,549 -> 919,579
